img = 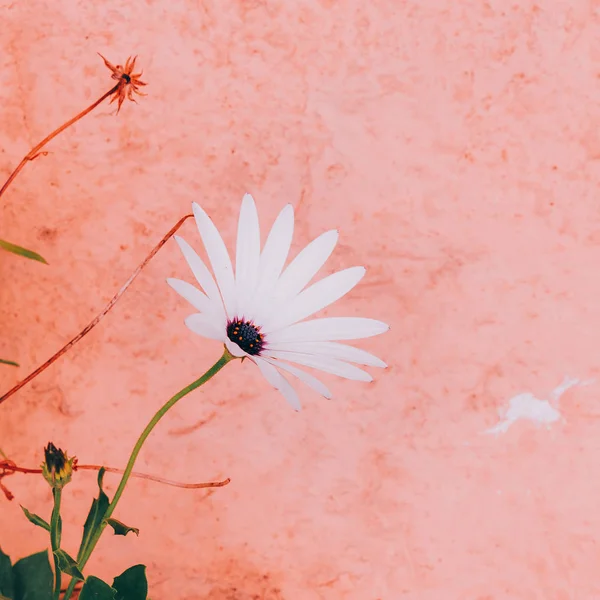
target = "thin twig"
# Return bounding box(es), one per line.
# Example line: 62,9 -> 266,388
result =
0,474 -> 14,501
76,464 -> 230,489
1,54 -> 147,204
0,458 -> 229,500
0,459 -> 38,475
0,85 -> 118,203
0,214 -> 193,405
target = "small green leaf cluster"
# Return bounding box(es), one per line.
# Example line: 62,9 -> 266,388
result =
18,468 -> 144,599
0,548 -> 147,600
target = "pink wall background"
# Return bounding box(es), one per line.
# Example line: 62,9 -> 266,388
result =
2,1 -> 600,598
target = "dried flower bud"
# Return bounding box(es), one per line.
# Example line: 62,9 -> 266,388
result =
41,442 -> 74,489
98,53 -> 147,114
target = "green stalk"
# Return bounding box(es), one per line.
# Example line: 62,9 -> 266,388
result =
50,488 -> 62,600
63,347 -> 235,600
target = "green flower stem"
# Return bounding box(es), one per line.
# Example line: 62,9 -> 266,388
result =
50,487 -> 62,600
63,347 -> 235,600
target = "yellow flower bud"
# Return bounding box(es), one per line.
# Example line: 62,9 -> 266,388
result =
41,442 -> 75,489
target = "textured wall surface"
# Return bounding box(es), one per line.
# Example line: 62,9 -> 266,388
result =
2,1 -> 600,598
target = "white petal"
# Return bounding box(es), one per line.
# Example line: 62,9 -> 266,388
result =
260,204 -> 294,286
271,230 -> 339,305
235,194 -> 261,316
166,278 -> 214,314
263,266 -> 366,333
254,358 -> 302,411
247,204 -> 294,321
225,338 -> 247,358
262,357 -> 332,399
267,317 -> 390,343
185,313 -> 226,342
267,341 -> 387,368
263,350 -> 373,381
173,236 -> 225,319
192,202 -> 236,318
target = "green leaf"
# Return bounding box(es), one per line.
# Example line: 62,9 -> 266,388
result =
0,239 -> 47,264
77,468 -> 109,562
105,518 -> 139,537
79,576 -> 116,600
0,359 -> 18,367
0,547 -> 14,599
12,551 -> 52,600
20,506 -> 51,532
53,549 -> 84,581
112,565 -> 147,600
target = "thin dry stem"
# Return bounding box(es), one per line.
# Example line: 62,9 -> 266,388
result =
76,463 -> 230,490
0,85 -> 118,203
1,53 -> 148,204
0,458 -> 229,501
0,214 -> 193,405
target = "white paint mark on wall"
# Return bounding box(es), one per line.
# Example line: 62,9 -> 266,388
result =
484,376 -> 592,435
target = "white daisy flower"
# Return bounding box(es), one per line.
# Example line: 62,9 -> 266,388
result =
167,194 -> 389,410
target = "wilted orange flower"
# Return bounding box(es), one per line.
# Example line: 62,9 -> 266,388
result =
98,53 -> 147,114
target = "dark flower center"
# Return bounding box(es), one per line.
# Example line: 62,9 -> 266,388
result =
44,442 -> 66,473
226,318 -> 264,356
121,73 -> 131,84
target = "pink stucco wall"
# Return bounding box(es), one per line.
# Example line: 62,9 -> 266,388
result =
3,1 -> 600,598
